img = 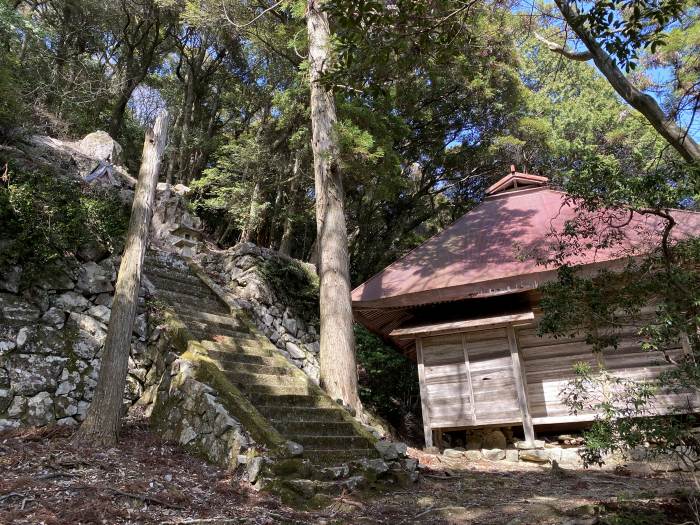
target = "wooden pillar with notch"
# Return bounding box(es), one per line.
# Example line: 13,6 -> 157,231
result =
507,325 -> 536,444
416,337 -> 433,448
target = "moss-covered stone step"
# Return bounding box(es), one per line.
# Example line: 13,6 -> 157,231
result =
218,361 -> 292,377
246,393 -> 336,408
175,311 -> 244,328
146,275 -> 218,298
143,261 -> 204,286
274,420 -> 357,436
296,449 -> 380,464
186,326 -> 253,342
236,383 -> 313,396
224,370 -> 305,387
288,435 -> 374,449
202,339 -> 275,357
262,406 -> 346,422
155,289 -> 229,313
207,352 -> 279,367
175,317 -> 241,335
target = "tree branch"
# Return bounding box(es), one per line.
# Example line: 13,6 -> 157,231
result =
534,32 -> 592,61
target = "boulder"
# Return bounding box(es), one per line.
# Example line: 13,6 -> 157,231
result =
464,450 -> 483,461
75,131 -> 122,164
443,448 -> 466,458
7,396 -> 26,417
76,262 -> 114,294
41,307 -> 66,328
7,354 -> 67,395
0,419 -> 20,431
375,440 -> 400,460
14,326 -> 65,355
285,342 -> 306,360
54,291 -> 89,311
26,391 -> 54,425
482,448 -> 506,461
519,449 -> 550,463
87,304 -> 111,324
515,439 -> 545,450
76,240 -> 109,263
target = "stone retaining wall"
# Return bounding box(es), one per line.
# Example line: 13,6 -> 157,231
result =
0,255 -> 165,430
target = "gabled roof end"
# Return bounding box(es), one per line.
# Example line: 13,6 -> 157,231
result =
486,166 -> 549,196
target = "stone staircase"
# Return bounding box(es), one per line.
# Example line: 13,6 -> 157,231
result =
143,252 -> 380,466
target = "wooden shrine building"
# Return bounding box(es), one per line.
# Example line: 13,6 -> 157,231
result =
351,167 -> 700,447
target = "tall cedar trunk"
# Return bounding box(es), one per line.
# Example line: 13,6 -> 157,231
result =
73,112 -> 169,447
554,0 -> 700,163
240,179 -> 261,243
108,85 -> 133,139
278,153 -> 301,256
307,1 -> 361,414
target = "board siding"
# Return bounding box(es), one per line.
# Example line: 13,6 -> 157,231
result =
416,316 -> 699,435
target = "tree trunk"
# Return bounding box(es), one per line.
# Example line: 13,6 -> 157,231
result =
240,179 -> 261,243
554,0 -> 700,163
278,154 -> 301,256
73,112 -> 169,447
307,0 -> 361,414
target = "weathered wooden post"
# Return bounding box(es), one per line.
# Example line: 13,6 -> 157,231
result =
74,112 -> 169,447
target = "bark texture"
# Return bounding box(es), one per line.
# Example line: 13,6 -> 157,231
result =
73,112 -> 169,447
554,0 -> 700,163
307,0 -> 361,414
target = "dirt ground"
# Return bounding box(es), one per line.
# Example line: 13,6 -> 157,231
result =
0,419 -> 697,525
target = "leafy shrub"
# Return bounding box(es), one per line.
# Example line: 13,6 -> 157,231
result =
258,256 -> 320,325
0,165 -> 129,281
355,325 -> 420,435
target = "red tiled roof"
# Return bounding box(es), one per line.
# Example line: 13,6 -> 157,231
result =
351,180 -> 700,309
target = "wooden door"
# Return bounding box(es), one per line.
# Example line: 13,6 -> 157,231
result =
420,333 -> 474,428
464,327 -> 521,424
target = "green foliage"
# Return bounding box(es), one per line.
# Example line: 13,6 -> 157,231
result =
355,325 -> 419,430
0,165 -> 129,279
258,257 -> 320,325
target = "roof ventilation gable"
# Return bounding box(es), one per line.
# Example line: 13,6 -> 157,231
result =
486,165 -> 549,196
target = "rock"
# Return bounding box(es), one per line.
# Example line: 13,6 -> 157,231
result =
14,326 -> 64,355
443,448 -> 466,458
482,430 -> 507,450
559,448 -> 582,466
179,425 -> 197,445
77,262 -> 114,294
26,391 -> 54,425
0,293 -> 41,322
375,440 -> 400,460
515,439 -> 545,450
87,304 -> 111,323
626,462 -> 654,475
285,342 -> 306,360
0,368 -> 8,388
0,266 -> 22,293
55,291 -> 90,311
286,441 -> 304,457
54,395 -> 78,418
36,264 -> 75,291
133,314 -> 147,340
76,401 -> 89,421
482,448 -> 506,461
519,449 -> 550,463
505,448 -> 519,462
7,354 -> 67,395
365,458 -> 389,475
246,456 -> 264,483
0,419 -> 20,431
56,417 -> 78,427
306,341 -> 320,355
76,131 -> 122,164
464,450 -> 483,461
283,316 -> 297,335
76,240 -> 109,262
94,293 -> 113,307
41,307 -> 66,328
0,388 -> 12,413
